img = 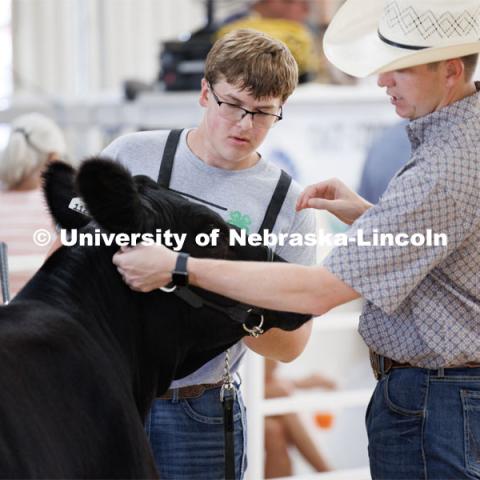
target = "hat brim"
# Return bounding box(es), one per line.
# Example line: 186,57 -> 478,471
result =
323,0 -> 480,78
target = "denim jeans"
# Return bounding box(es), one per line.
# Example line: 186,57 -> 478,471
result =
145,384 -> 247,479
366,366 -> 480,480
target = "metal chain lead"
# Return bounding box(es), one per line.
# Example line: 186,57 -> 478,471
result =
0,242 -> 10,305
220,348 -> 235,402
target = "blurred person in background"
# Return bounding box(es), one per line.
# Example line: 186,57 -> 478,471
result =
222,0 -> 311,26
218,0 -> 319,83
264,358 -> 334,477
0,113 -> 69,297
218,0 -> 353,84
252,0 -> 311,23
310,0 -> 356,84
357,121 -> 411,204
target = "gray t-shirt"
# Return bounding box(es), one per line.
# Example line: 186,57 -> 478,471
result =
102,128 -> 316,386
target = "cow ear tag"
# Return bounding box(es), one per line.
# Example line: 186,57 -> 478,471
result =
68,197 -> 90,217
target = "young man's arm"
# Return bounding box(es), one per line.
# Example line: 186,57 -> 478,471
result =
240,202 -> 317,362
242,320 -> 313,362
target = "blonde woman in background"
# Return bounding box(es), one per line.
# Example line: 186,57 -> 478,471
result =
0,113 -> 70,297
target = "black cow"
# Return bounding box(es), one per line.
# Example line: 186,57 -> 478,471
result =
0,159 -> 311,479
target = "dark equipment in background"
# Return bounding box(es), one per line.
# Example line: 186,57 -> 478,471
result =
159,0 -> 216,91
124,0 -> 246,99
159,34 -> 213,92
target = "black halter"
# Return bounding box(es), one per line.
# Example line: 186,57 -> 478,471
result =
169,245 -> 275,335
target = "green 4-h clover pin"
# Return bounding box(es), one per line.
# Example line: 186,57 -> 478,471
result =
228,211 -> 252,234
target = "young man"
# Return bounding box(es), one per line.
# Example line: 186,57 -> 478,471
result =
114,1 -> 480,478
105,29 -> 316,479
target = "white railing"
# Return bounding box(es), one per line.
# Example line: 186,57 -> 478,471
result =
261,389 -> 373,416
243,306 -> 373,480
276,467 -> 371,480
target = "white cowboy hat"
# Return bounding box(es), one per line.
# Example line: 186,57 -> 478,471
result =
323,0 -> 480,78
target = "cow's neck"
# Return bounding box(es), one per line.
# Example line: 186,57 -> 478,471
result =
16,245 -> 156,417
23,245 -> 131,324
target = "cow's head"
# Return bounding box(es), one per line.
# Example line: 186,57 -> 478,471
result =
41,159 -> 311,410
43,158 -> 268,262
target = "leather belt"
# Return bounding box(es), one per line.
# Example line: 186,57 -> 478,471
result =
158,380 -> 224,400
369,350 -> 410,380
369,350 -> 480,380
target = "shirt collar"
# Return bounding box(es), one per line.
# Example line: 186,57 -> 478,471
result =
407,81 -> 480,150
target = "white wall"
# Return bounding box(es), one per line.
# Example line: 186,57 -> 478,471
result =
11,0 -> 480,98
12,0 -> 207,96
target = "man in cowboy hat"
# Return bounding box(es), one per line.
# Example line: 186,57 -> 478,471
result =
114,1 -> 480,478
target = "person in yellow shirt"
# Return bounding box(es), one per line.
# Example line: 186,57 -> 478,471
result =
217,0 -> 319,82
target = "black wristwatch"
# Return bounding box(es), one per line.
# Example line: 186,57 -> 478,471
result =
171,252 -> 189,287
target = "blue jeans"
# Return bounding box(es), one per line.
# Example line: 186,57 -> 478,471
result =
145,384 -> 247,479
366,366 -> 480,479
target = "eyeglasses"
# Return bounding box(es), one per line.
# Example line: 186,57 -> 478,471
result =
209,85 -> 283,129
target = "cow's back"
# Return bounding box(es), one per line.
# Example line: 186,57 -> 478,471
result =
0,301 -> 158,479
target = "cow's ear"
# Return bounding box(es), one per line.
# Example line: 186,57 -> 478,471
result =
75,157 -> 145,233
42,161 -> 91,229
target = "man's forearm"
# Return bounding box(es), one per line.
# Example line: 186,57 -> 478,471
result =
113,244 -> 360,312
188,258 -> 359,315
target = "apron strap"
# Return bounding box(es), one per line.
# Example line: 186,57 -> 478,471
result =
258,169 -> 292,233
157,129 -> 183,187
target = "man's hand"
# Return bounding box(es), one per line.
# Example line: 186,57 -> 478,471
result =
296,178 -> 372,225
112,243 -> 178,292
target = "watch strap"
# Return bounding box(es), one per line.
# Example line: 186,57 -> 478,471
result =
172,252 -> 189,287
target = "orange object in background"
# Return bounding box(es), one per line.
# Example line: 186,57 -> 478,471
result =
314,412 -> 334,429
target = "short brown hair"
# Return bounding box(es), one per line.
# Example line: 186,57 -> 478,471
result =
205,29 -> 298,103
461,53 -> 479,81
427,53 -> 479,81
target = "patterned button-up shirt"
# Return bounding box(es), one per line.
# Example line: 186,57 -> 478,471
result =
324,84 -> 480,368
